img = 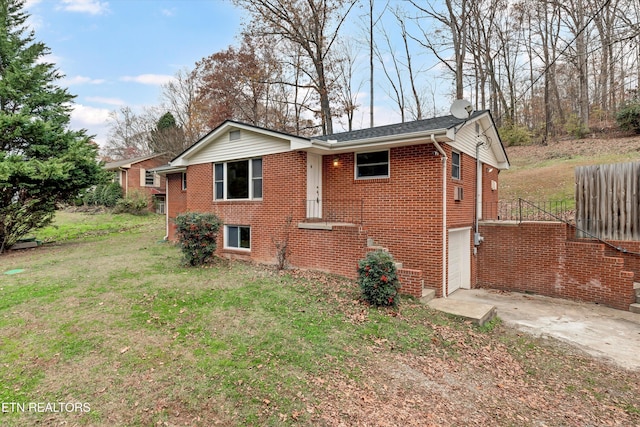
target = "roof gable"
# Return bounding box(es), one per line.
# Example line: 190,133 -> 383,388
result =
170,120 -> 311,166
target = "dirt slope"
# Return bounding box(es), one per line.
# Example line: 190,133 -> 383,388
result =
500,134 -> 640,202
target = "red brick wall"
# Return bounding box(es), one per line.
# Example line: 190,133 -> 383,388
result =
123,157 -> 168,211
324,145 -> 449,293
167,144 -> 491,298
477,221 -> 636,311
603,240 -> 640,282
170,152 -> 355,272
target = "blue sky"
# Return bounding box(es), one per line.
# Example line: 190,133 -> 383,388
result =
25,0 -> 449,148
26,0 -> 243,146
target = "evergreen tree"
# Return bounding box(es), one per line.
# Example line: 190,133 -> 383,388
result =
148,111 -> 186,157
0,0 -> 104,252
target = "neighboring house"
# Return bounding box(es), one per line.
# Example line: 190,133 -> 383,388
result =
155,112 -> 510,298
104,153 -> 169,213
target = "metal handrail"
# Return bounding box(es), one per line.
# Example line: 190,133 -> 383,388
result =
304,198 -> 364,224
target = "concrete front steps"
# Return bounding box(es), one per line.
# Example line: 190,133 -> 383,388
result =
631,282 -> 640,314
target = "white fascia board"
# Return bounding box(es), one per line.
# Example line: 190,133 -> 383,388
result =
154,166 -> 186,175
307,129 -> 450,154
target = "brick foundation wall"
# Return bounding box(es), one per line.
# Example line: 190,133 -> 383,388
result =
478,221 -> 636,311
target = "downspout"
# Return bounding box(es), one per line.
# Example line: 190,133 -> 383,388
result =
432,134 -> 448,298
475,142 -> 482,245
163,175 -> 169,240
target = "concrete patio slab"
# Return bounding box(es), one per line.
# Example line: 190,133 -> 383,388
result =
446,289 -> 640,371
427,297 -> 497,326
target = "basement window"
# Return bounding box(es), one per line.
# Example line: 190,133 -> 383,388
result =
225,225 -> 250,250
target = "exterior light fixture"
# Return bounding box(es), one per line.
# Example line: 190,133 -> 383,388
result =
333,156 -> 339,167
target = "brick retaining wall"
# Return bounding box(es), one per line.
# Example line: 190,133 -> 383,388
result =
477,221 -> 636,311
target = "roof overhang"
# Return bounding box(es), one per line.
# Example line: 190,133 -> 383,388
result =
150,165 -> 186,175
306,128 -> 451,154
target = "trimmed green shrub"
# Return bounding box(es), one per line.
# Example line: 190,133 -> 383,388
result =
357,250 -> 401,307
174,212 -> 222,266
616,100 -> 640,134
113,190 -> 149,215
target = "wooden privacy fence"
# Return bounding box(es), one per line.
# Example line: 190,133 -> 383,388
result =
575,161 -> 640,240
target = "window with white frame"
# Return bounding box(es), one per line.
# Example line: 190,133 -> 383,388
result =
181,172 -> 187,190
214,158 -> 262,200
355,150 -> 389,179
225,225 -> 250,250
452,151 -> 461,180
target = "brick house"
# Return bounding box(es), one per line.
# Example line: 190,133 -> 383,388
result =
104,153 -> 169,213
155,112 -> 509,298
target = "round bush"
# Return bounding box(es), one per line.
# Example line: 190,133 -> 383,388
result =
174,212 -> 222,266
357,250 -> 401,307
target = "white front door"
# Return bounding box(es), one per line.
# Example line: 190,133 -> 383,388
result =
448,228 -> 471,295
306,153 -> 322,218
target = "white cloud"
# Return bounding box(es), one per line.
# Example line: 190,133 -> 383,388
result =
70,104 -> 112,146
120,74 -> 175,86
64,75 -> 106,85
60,0 -> 109,15
86,96 -> 125,106
161,8 -> 176,17
71,103 -> 111,126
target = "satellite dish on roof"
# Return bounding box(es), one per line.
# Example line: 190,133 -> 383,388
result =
450,99 -> 474,119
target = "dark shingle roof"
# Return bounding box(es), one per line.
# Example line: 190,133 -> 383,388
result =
314,111 -> 486,143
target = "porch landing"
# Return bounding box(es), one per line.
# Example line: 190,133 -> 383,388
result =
427,291 -> 497,326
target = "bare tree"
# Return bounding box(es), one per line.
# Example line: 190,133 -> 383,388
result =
409,0 -> 470,100
331,39 -> 363,131
160,68 -> 208,147
375,24 -> 406,121
103,106 -> 154,159
232,0 -> 358,135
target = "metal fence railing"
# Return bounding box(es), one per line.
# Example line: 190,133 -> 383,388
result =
483,199 -> 575,223
304,199 -> 364,224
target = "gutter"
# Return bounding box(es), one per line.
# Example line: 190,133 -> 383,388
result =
163,176 -> 169,241
431,134 -> 448,298
309,128 -> 450,152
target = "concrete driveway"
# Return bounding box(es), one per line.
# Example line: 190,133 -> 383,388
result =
447,289 -> 640,371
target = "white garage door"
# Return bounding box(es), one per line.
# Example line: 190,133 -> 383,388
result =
448,228 -> 471,295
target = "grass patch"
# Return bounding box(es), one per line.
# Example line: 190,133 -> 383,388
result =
33,210 -> 160,243
0,211 -> 638,426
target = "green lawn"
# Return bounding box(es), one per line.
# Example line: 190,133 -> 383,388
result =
1,211 -> 638,426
